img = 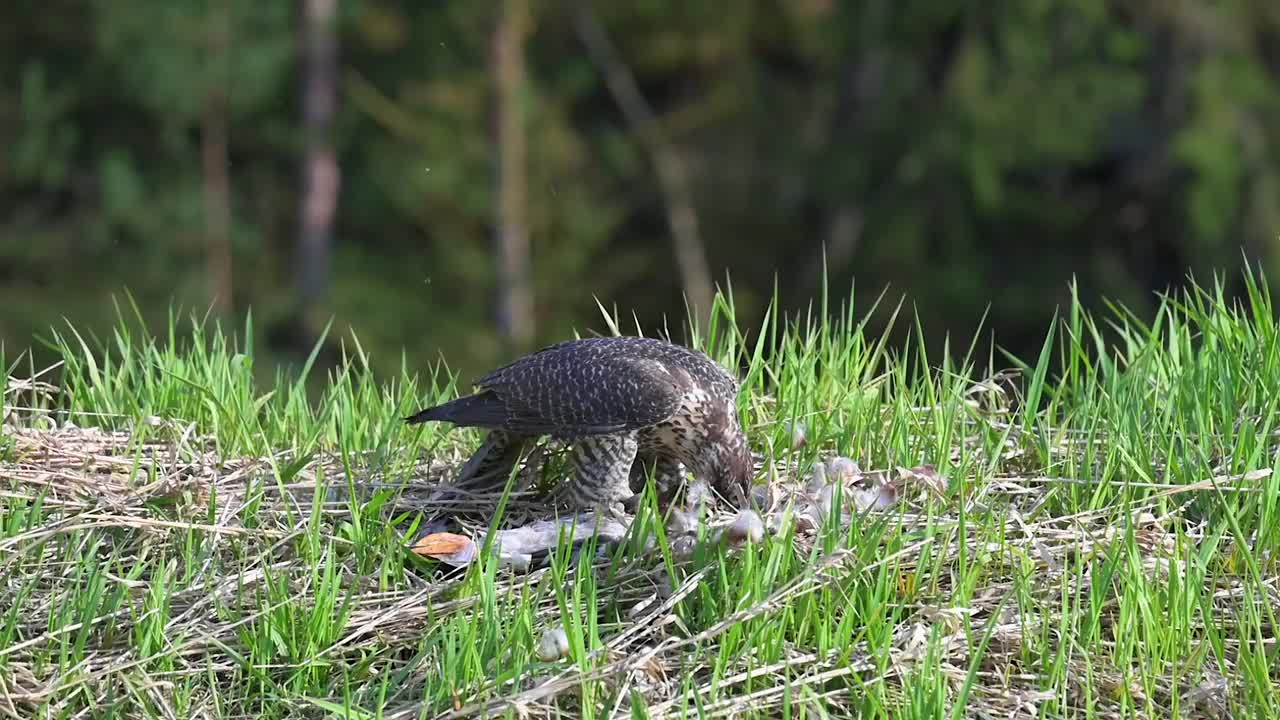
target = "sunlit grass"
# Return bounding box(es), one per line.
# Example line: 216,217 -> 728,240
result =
1,270 -> 1278,718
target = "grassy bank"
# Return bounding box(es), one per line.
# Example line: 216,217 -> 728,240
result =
2,274 -> 1278,719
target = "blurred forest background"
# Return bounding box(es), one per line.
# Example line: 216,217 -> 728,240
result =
2,0 -> 1279,385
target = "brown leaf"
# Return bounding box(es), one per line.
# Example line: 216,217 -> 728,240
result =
409,530 -> 476,558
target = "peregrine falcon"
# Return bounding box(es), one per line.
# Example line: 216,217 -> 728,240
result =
405,335 -> 754,512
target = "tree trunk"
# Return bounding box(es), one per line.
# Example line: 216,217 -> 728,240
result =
202,0 -> 233,318
299,0 -> 340,338
494,0 -> 534,354
573,5 -> 716,332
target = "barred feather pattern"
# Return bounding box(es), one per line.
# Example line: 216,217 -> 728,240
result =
407,335 -> 753,511
560,432 -> 639,509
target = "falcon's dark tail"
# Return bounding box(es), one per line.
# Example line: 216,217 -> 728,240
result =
404,392 -> 507,427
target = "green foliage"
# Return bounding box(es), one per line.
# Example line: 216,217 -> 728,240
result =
1,0 -> 1279,384
2,273 -> 1279,716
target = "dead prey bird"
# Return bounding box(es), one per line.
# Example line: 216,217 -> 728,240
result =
405,335 -> 754,513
